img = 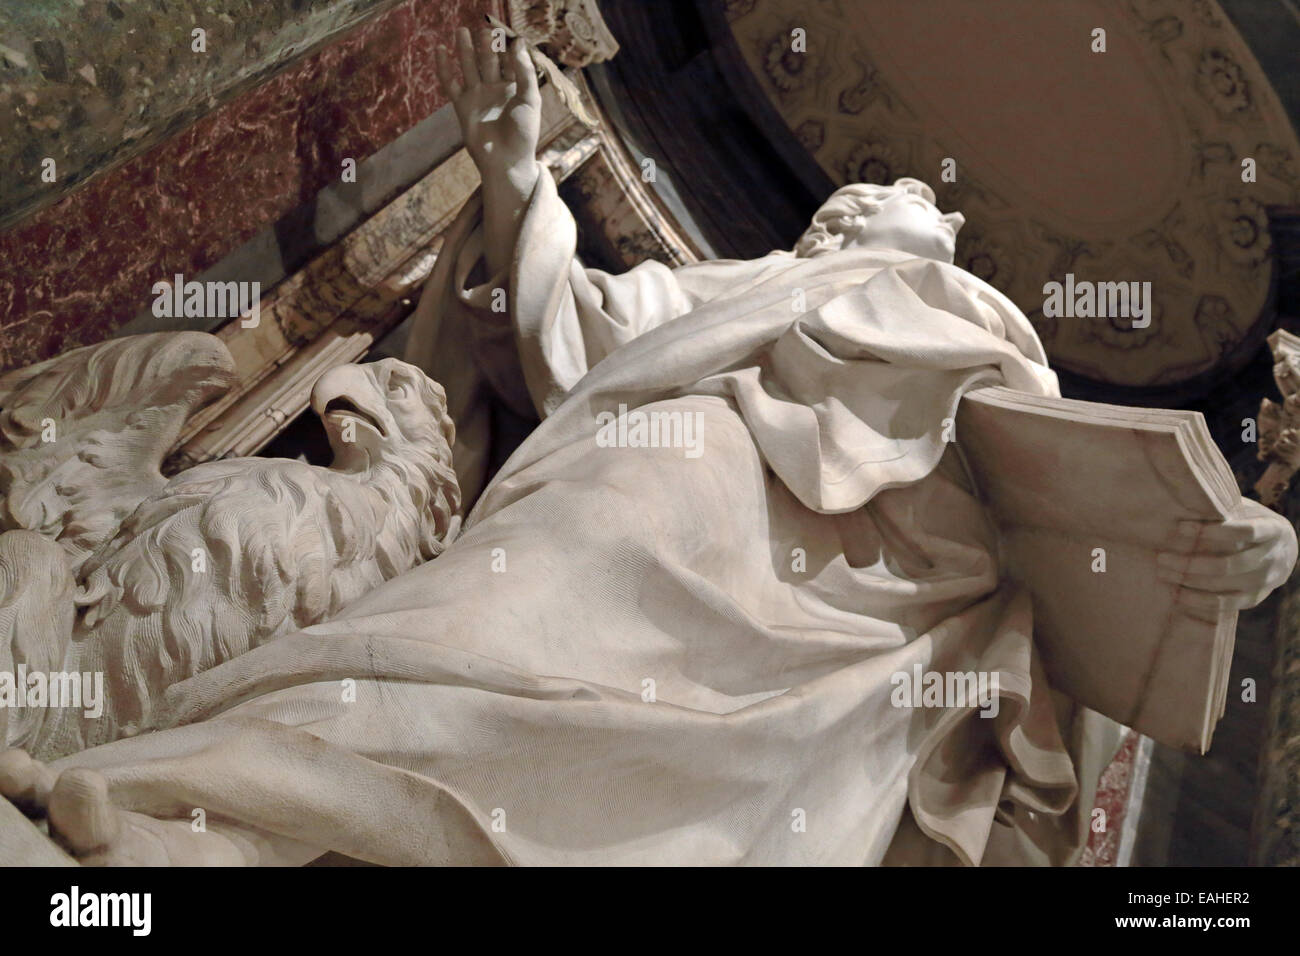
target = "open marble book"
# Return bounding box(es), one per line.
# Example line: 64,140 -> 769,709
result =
956,386 -> 1241,753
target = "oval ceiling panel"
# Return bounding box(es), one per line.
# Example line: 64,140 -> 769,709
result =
726,0 -> 1300,388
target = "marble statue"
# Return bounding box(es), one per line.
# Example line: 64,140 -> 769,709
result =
0,339 -> 459,760
0,29 -> 1295,867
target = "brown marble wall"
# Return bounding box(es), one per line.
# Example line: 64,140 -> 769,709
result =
0,0 -> 410,231
0,0 -> 502,372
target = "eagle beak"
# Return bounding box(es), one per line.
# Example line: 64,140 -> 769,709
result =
311,365 -> 388,439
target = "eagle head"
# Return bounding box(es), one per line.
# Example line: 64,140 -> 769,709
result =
310,359 -> 460,557
311,359 -> 455,472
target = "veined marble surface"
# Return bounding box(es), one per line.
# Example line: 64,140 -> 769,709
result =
0,0 -> 501,373
0,0 -> 406,230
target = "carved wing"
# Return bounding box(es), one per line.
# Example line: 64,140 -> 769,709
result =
70,458 -> 348,744
0,530 -> 76,750
0,332 -> 237,576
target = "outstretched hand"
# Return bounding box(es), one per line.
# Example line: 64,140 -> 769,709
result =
1158,497 -> 1298,622
436,26 -> 542,196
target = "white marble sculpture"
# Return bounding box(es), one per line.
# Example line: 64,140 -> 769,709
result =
0,30 -> 1295,867
0,337 -> 459,760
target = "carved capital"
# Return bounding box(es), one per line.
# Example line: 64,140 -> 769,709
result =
1256,329 -> 1300,509
508,0 -> 619,67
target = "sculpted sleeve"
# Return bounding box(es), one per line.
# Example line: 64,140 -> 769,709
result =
442,162 -> 804,418
407,161 -> 772,504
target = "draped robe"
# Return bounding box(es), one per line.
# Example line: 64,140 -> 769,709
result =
45,165 -> 1121,866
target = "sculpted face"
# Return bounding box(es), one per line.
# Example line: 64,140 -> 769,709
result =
838,191 -> 965,262
310,359 -> 452,471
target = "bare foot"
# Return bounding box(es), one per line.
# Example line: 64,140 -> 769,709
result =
1,749 -> 244,865
0,748 -> 57,815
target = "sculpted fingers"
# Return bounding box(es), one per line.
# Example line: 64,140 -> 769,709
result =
456,26 -> 479,88
1182,517 -> 1269,553
477,27 -> 501,83
1189,499 -> 1300,554
47,768 -> 122,856
44,767 -> 245,866
1162,504 -> 1298,599
44,768 -> 171,866
511,37 -> 540,106
1158,540 -> 1277,581
1159,505 -> 1297,614
434,45 -> 463,103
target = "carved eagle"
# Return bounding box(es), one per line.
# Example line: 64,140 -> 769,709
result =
0,334 -> 459,759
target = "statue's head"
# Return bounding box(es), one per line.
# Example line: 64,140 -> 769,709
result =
310,358 -> 460,554
794,178 -> 965,263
